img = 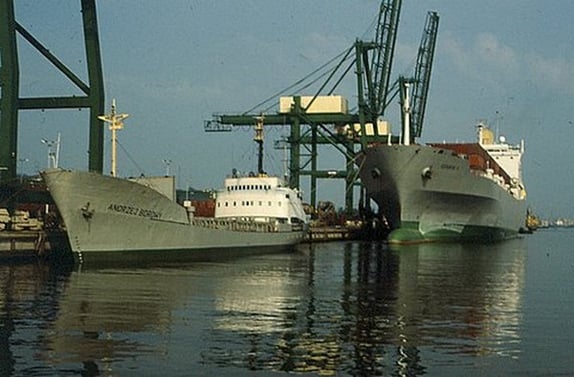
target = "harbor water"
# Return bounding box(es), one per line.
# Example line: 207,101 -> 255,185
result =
1,229 -> 573,376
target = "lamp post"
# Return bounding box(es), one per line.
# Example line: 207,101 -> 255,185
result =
18,158 -> 29,183
41,133 -> 61,169
163,159 -> 172,176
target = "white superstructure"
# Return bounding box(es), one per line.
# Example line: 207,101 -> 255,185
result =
215,175 -> 307,226
477,123 -> 524,186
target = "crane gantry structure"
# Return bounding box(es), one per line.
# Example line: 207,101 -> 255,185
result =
206,1 -> 439,215
0,0 -> 105,186
402,11 -> 440,141
0,0 -> 438,218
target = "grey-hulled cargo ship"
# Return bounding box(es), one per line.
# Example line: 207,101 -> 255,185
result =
41,103 -> 308,262
42,168 -> 308,261
358,123 -> 527,243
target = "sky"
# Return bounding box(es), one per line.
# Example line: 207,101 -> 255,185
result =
10,0 -> 574,218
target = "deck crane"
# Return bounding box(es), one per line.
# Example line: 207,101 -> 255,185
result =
400,11 -> 440,142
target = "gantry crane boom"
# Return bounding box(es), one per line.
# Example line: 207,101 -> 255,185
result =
355,0 -> 401,147
206,0 -> 411,214
371,0 -> 402,118
410,11 -> 439,139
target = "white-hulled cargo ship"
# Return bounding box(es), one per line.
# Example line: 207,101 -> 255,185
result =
358,123 -> 527,243
41,102 -> 308,262
42,168 -> 308,262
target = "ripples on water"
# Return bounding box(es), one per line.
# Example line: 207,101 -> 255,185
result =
1,230 -> 572,376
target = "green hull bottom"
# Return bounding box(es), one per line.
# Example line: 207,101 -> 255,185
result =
388,222 -> 519,244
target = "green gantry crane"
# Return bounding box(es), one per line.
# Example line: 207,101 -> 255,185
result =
400,11 -> 440,143
0,0 -> 105,185
206,0 -> 403,215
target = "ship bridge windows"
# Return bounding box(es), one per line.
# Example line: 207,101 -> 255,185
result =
229,184 -> 274,190
230,184 -> 273,190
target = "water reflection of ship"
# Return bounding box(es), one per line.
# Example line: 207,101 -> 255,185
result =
48,270 -> 179,356
206,243 -> 413,375
392,240 -> 526,358
44,253 -> 310,375
0,240 -> 526,375
0,263 -> 69,375
207,240 -> 526,374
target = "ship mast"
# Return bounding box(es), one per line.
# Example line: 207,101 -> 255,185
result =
254,115 -> 264,175
98,99 -> 129,177
399,78 -> 412,145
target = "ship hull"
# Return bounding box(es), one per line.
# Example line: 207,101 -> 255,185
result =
42,170 -> 306,261
358,144 -> 527,243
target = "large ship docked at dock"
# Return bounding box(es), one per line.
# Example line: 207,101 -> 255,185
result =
41,102 -> 308,261
42,169 -> 308,261
358,123 -> 527,243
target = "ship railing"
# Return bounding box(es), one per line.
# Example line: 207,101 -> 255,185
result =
192,217 -> 293,233
472,169 -> 508,188
291,223 -> 305,232
471,169 -> 526,200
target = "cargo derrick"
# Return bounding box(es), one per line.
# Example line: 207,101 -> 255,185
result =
206,0 -> 403,216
